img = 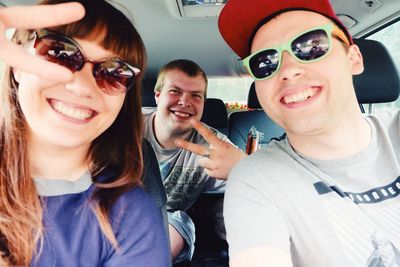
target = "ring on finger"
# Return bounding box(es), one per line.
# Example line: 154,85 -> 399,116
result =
202,148 -> 211,158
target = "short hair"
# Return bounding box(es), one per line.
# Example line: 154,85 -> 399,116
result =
154,59 -> 208,97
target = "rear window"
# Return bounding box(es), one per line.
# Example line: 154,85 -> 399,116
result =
207,77 -> 253,111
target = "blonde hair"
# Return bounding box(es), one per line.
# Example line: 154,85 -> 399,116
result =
154,59 -> 208,97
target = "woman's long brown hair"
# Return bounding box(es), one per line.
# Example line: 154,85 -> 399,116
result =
0,0 -> 146,265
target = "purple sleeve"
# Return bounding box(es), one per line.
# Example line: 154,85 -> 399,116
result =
104,187 -> 170,267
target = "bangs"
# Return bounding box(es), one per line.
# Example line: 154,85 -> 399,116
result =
42,0 -> 146,73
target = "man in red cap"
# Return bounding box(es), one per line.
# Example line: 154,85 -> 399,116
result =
218,0 -> 400,266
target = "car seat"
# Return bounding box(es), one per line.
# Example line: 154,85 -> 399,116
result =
142,139 -> 172,267
353,39 -> 400,104
228,82 -> 284,151
201,98 -> 229,136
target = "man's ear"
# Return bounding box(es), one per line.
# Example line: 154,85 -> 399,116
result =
348,44 -> 364,75
155,90 -> 160,105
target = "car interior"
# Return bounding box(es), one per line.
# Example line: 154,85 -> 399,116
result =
1,0 -> 400,266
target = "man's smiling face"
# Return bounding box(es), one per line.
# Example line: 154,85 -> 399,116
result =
155,68 -> 206,137
251,10 -> 363,139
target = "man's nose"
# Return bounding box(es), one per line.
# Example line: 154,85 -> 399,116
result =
277,51 -> 306,81
178,92 -> 191,106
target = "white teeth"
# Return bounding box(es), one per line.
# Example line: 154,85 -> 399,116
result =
284,88 -> 318,104
174,111 -> 190,118
52,101 -> 93,120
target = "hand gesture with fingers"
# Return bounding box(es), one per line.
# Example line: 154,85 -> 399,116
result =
0,2 -> 84,81
175,119 -> 247,180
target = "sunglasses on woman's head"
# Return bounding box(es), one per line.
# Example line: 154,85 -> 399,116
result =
243,23 -> 350,81
34,29 -> 140,95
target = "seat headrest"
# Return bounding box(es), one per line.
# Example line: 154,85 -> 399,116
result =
353,39 -> 400,103
141,79 -> 157,107
201,98 -> 229,130
247,82 -> 262,109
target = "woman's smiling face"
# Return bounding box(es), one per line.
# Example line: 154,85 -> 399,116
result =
15,36 -> 126,150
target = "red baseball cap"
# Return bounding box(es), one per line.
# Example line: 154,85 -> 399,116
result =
218,0 -> 353,59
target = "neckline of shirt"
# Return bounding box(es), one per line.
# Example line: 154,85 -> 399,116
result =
34,171 -> 92,197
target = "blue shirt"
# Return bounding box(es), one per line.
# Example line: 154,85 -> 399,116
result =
32,171 -> 170,267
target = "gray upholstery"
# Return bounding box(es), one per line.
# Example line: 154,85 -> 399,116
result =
201,98 -> 229,136
353,39 -> 400,104
141,139 -> 172,266
247,82 -> 261,109
228,82 -> 284,151
228,109 -> 284,151
142,139 -> 167,209
141,79 -> 157,107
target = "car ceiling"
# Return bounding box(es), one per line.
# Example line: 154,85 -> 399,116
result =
1,0 -> 400,80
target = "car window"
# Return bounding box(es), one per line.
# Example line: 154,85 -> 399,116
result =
365,20 -> 400,113
207,76 -> 253,111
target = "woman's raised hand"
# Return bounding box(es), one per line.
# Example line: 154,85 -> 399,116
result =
0,2 -> 84,81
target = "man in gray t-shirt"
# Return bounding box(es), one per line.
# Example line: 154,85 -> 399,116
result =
143,59 -> 245,263
216,0 -> 400,266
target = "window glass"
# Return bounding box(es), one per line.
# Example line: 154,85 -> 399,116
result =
366,20 -> 400,113
207,77 -> 253,111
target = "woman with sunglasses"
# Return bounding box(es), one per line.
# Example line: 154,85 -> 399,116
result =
0,0 -> 169,266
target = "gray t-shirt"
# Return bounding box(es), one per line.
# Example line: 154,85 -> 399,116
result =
143,109 -> 227,211
225,112 -> 400,267
143,109 -> 228,262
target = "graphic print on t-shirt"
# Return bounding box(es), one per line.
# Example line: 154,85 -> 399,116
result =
314,176 -> 400,204
314,179 -> 400,266
159,162 -> 172,180
161,164 -> 208,211
367,232 -> 400,267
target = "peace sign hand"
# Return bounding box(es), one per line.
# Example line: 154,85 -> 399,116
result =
0,2 -> 85,81
175,119 -> 247,180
